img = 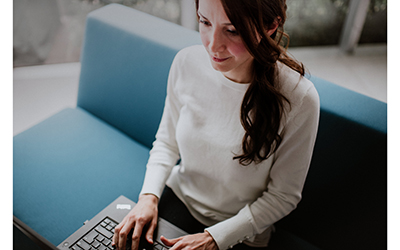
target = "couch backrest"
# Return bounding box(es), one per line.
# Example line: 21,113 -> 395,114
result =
78,4 -> 387,250
78,4 -> 201,148
276,76 -> 387,250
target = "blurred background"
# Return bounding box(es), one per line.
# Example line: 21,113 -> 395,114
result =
13,0 -> 388,136
13,0 -> 387,67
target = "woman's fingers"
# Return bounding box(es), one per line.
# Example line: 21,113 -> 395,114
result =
122,218 -> 138,250
111,194 -> 159,249
130,219 -> 144,250
160,235 -> 181,247
112,217 -> 129,249
160,233 -> 218,250
112,218 -> 155,250
145,218 -> 158,244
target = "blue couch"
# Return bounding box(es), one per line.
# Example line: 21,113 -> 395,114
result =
13,4 -> 387,250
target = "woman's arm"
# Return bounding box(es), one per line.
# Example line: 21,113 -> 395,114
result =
139,50 -> 183,198
205,86 -> 320,250
113,52 -> 184,250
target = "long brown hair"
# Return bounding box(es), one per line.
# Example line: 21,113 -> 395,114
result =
195,0 -> 305,166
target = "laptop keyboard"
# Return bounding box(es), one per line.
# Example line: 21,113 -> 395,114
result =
70,217 -> 116,250
69,217 -> 170,250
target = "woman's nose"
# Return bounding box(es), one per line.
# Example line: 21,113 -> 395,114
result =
209,31 -> 225,53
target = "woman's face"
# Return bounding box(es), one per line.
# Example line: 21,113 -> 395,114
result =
198,0 -> 254,83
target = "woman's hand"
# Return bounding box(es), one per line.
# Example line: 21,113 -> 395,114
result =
112,194 -> 159,250
160,231 -> 218,250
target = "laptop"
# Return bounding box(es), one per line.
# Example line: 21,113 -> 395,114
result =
13,195 -> 188,250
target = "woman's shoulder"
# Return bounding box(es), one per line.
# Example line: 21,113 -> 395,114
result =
276,61 -> 319,108
169,45 -> 213,82
173,45 -> 209,66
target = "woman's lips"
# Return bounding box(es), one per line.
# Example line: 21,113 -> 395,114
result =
212,56 -> 230,63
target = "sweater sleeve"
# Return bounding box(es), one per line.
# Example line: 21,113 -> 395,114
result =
139,55 -> 182,199
205,86 -> 320,250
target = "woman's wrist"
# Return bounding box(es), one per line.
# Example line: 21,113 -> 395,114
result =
139,193 -> 159,204
204,230 -> 219,250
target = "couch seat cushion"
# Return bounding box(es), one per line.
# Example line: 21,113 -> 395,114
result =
13,107 -> 150,245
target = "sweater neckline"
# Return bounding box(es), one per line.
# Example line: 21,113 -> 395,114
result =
215,70 -> 250,92
199,45 -> 250,92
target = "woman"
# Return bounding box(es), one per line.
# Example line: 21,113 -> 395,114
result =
112,0 -> 319,249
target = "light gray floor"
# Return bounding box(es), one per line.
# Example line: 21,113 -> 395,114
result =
13,62 -> 81,136
288,44 -> 387,102
13,44 -> 387,136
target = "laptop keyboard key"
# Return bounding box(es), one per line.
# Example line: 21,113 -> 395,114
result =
96,226 -> 114,239
98,245 -> 108,250
103,238 -> 111,246
83,230 -> 98,244
153,243 -> 163,250
97,234 -> 105,242
92,240 -> 101,248
76,240 -> 91,250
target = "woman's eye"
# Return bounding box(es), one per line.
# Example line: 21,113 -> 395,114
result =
199,19 -> 211,26
227,29 -> 238,36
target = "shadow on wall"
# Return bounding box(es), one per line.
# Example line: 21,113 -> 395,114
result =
13,0 -> 181,67
13,0 -> 61,66
13,0 -> 101,67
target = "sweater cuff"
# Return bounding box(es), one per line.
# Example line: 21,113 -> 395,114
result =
204,205 -> 255,250
139,165 -> 171,199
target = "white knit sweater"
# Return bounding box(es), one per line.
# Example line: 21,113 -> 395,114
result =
140,45 -> 320,250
